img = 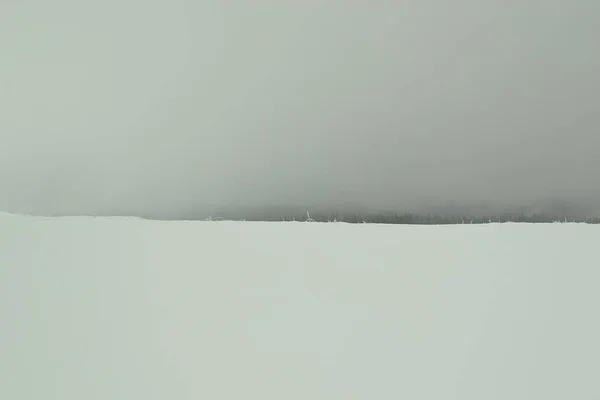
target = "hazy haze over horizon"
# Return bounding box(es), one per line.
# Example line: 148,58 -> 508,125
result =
1,1 -> 599,217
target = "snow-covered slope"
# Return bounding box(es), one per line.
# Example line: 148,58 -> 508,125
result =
1,213 -> 599,399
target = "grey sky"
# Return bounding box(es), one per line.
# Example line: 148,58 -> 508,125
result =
1,1 -> 599,217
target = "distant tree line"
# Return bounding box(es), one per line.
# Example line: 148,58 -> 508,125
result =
207,210 -> 600,224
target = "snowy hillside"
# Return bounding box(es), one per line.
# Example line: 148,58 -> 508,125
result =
1,213 -> 599,399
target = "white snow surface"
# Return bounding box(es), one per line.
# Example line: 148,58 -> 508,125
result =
1,212 -> 599,399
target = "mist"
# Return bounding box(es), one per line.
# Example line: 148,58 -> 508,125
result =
1,1 -> 599,218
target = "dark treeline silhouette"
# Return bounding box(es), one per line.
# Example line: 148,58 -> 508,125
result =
65,204 -> 600,224
302,212 -> 600,224
190,210 -> 600,224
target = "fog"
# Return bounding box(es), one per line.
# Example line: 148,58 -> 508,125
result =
1,1 -> 599,218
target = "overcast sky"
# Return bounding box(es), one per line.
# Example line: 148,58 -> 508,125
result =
1,1 -> 599,217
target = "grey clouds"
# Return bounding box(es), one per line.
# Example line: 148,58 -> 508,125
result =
1,1 -> 599,218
